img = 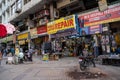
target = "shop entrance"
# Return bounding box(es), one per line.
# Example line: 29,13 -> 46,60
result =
52,36 -> 77,57
110,21 -> 120,53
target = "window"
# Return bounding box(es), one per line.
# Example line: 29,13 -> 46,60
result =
16,0 -> 22,9
11,3 -> 16,15
24,0 -> 31,5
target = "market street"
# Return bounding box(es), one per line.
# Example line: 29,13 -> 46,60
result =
0,56 -> 120,80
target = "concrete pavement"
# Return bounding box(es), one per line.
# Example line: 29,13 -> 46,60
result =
0,56 -> 120,80
0,57 -> 77,80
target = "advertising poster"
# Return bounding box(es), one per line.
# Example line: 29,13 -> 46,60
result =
80,27 -> 89,36
89,25 -> 102,34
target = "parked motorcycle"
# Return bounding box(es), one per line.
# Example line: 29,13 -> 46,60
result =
79,56 -> 95,71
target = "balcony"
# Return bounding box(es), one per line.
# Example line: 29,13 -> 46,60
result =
9,0 -> 55,22
9,0 -> 44,22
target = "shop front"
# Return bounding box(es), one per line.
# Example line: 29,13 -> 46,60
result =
78,3 -> 120,52
17,32 -> 28,51
0,35 -> 13,48
6,35 -> 14,47
35,26 -> 48,55
30,27 -> 38,49
47,14 -> 79,57
78,3 -> 120,65
77,24 -> 103,57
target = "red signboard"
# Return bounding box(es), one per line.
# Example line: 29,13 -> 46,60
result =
37,26 -> 47,34
78,4 -> 120,26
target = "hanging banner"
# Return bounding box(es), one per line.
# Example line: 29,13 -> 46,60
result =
78,4 -> 120,27
17,33 -> 28,40
37,26 -> 47,34
47,15 -> 76,34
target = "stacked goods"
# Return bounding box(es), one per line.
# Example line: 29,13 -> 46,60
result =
42,54 -> 49,61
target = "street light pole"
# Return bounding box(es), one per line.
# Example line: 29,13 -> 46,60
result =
28,26 -> 31,50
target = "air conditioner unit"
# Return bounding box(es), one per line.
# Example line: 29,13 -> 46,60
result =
15,8 -> 22,13
54,9 -> 59,18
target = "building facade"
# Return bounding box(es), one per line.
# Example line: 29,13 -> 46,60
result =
0,0 -> 120,55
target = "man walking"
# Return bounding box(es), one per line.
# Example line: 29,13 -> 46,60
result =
28,48 -> 34,62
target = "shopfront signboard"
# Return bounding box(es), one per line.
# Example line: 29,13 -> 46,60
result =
47,15 -> 76,34
6,36 -> 13,42
51,28 -> 77,38
37,26 -> 47,34
17,33 -> 28,40
0,36 -> 13,43
0,37 -> 7,43
30,28 -> 38,39
78,4 -> 120,27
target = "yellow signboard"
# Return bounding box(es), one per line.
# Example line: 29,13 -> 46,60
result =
17,33 -> 28,40
47,15 -> 76,34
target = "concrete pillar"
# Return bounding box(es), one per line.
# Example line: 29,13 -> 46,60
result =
27,17 -> 31,50
27,21 -> 31,50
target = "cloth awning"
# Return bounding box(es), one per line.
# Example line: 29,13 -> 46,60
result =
4,23 -> 16,34
0,24 -> 7,37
